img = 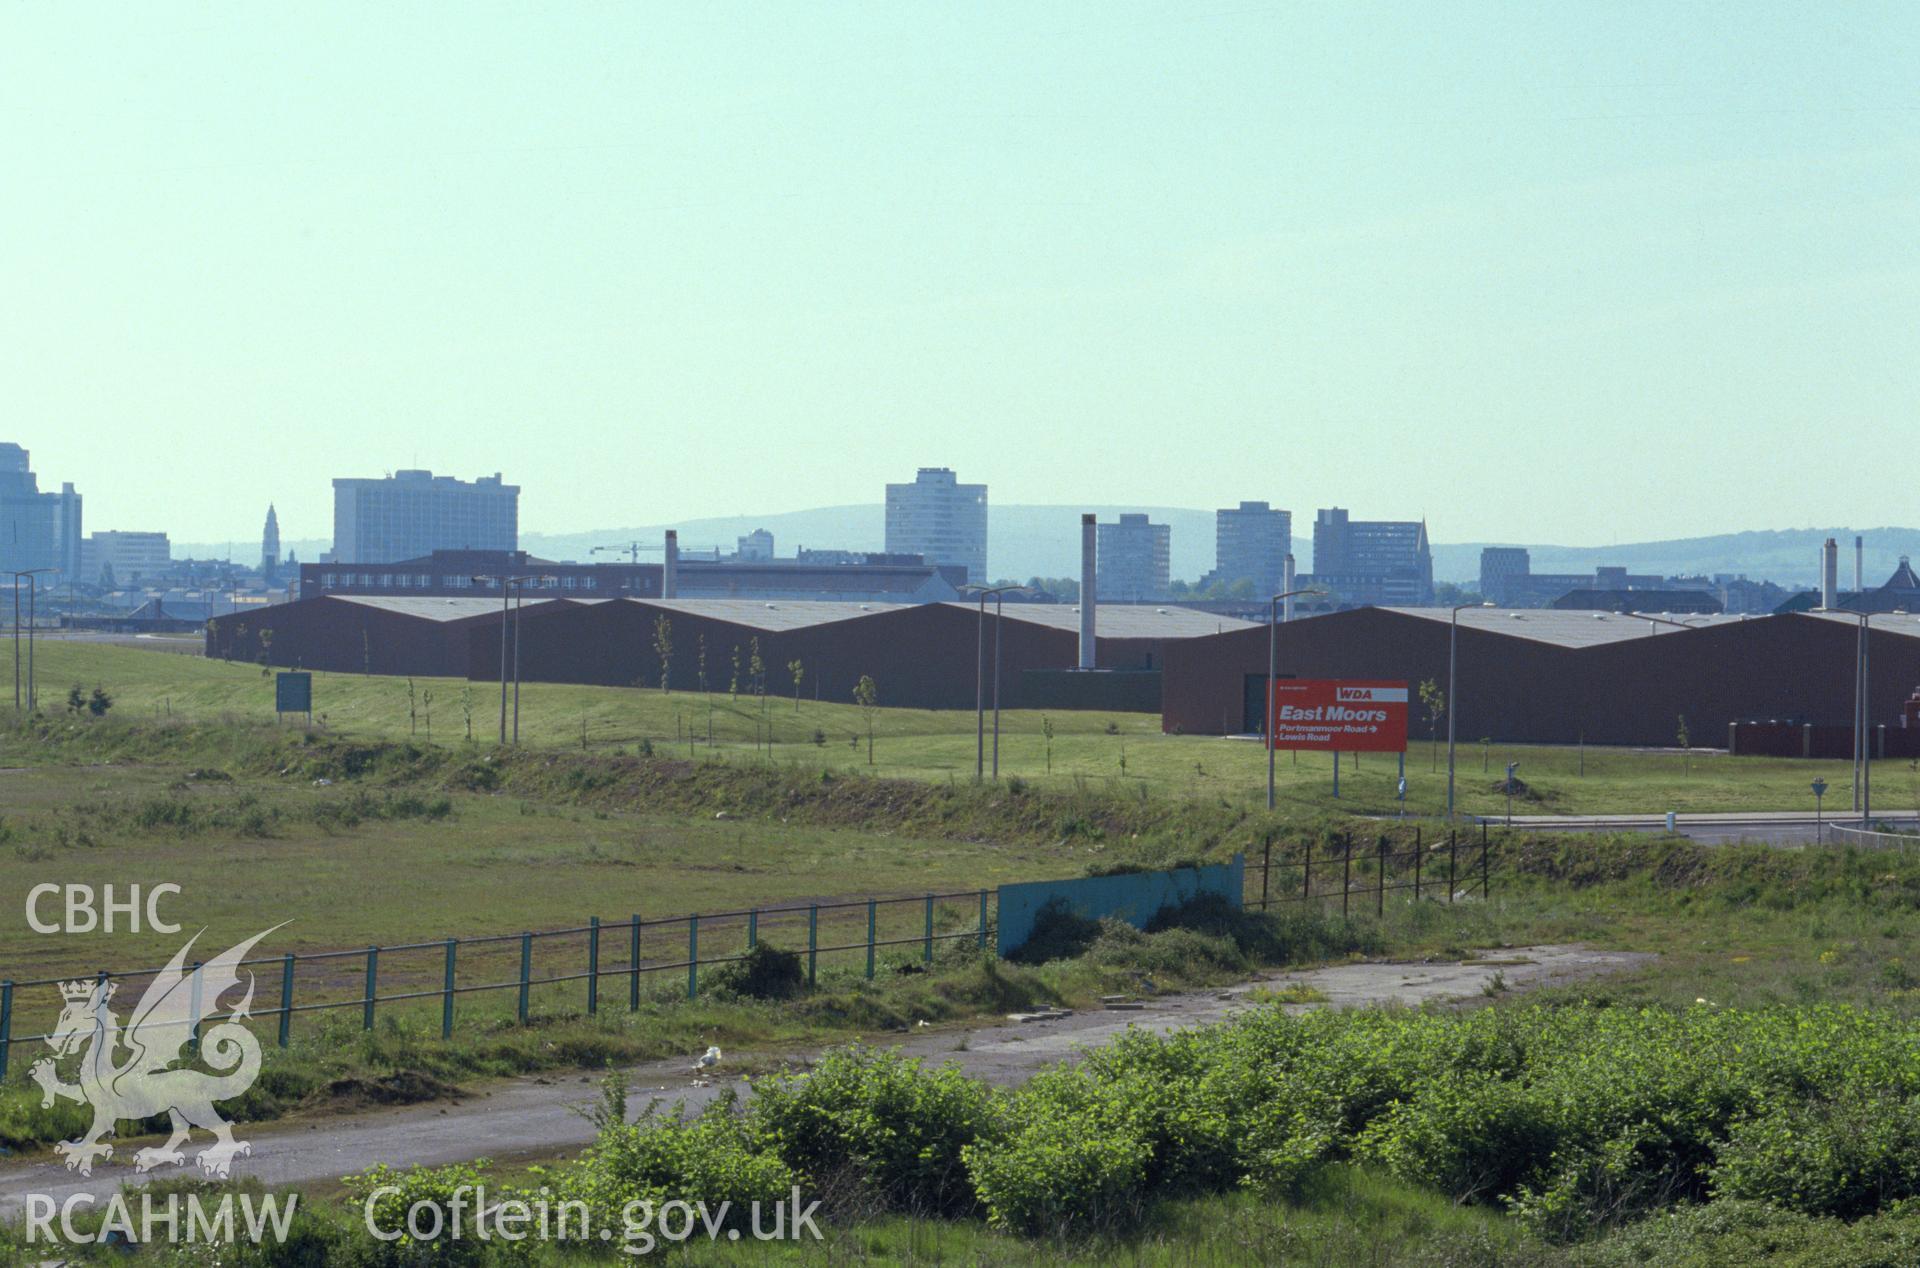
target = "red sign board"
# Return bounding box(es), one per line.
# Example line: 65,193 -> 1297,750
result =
1268,680 -> 1408,753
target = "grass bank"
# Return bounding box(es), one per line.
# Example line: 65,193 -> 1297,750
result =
23,639 -> 1904,816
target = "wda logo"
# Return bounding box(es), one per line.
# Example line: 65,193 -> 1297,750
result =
30,926 -> 282,1179
1336,686 -> 1407,703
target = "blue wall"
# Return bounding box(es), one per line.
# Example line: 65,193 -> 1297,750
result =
996,855 -> 1245,957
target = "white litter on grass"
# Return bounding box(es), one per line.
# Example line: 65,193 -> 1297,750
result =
690,1045 -> 722,1072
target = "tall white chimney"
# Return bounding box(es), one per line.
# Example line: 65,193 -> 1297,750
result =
662,530 -> 679,599
1078,513 -> 1096,669
1856,535 -> 1864,593
1282,553 -> 1296,623
1821,537 -> 1838,609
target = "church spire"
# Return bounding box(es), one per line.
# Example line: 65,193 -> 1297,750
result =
261,504 -> 281,575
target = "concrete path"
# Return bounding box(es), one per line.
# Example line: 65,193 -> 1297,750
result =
0,944 -> 1648,1217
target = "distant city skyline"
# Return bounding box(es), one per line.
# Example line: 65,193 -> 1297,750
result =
6,6 -> 1914,548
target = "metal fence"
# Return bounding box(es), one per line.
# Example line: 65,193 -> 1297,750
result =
0,828 -> 1500,1082
1246,824 -> 1494,918
0,890 -> 991,1081
1828,824 -> 1920,850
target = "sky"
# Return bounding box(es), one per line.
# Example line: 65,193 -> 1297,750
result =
4,3 -> 1916,550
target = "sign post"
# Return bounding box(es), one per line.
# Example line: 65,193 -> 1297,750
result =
1811,778 -> 1827,844
1268,680 -> 1409,802
275,671 -> 312,726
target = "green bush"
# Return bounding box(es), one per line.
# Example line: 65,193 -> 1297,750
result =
705,942 -> 805,1001
1711,1093 -> 1920,1219
1004,899 -> 1106,963
749,1045 -> 999,1216
962,1064 -> 1152,1234
544,1093 -> 795,1237
342,1160 -> 499,1266
456,998 -> 1920,1247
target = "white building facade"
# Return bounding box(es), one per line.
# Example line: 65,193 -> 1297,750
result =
884,467 -> 987,583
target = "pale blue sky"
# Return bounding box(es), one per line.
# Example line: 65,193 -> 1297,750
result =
4,3 -> 1915,549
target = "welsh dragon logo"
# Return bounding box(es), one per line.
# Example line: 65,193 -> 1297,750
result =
30,927 -> 281,1178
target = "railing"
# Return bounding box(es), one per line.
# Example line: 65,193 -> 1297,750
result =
1828,824 -> 1920,850
0,829 -> 1502,1083
1245,824 -> 1494,918
0,891 -> 991,1081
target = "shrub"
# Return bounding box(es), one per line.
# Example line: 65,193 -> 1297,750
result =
342,1159 -> 498,1266
750,1046 -> 999,1216
963,1065 -> 1151,1234
1004,899 -> 1106,964
546,1093 -> 796,1237
706,943 -> 805,1001
1711,1093 -> 1920,1219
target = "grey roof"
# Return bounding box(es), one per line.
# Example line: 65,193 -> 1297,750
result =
1796,609 -> 1920,641
948,602 -> 1258,639
325,595 -> 593,623
1379,606 -> 1752,650
610,598 -> 916,633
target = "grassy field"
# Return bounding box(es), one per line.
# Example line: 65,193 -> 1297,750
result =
23,816 -> 1920,1267
10,669 -> 1920,1265
18,637 -> 1908,817
11,642 -> 1920,1265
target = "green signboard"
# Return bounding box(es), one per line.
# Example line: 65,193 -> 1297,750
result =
275,671 -> 312,717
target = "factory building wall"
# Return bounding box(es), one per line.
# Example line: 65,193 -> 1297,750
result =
462,601 -> 1182,711
1160,609 -> 1920,749
204,597 -> 532,678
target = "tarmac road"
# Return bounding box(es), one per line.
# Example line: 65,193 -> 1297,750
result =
0,944 -> 1647,1217
1490,810 -> 1920,846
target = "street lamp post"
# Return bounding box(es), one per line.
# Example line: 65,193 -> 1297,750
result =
1816,608 -> 1878,825
6,569 -> 52,714
965,585 -> 1029,781
1264,588 -> 1325,810
8,576 -> 17,712
474,574 -> 542,744
1445,601 -> 1496,821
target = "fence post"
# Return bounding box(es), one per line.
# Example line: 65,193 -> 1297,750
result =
923,895 -> 934,963
587,917 -> 600,1016
978,890 -> 989,949
188,962 -> 203,1050
278,953 -> 295,1048
1304,837 -> 1312,901
688,916 -> 699,1001
1449,831 -> 1457,903
1377,837 -> 1386,917
442,940 -> 457,1038
866,900 -> 877,979
1342,840 -> 1351,918
363,948 -> 378,1031
1414,827 -> 1423,901
1483,832 -> 1491,899
0,980 -> 11,1080
808,905 -> 818,986
748,909 -> 758,952
1261,835 -> 1271,910
629,915 -> 642,1011
518,933 -> 532,1022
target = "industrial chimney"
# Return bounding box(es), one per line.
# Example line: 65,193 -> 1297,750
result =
1821,537 -> 1838,609
1282,553 -> 1296,623
1078,513 -> 1096,669
663,530 -> 679,600
1856,535 -> 1864,594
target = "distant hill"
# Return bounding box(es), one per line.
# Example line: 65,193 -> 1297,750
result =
180,516 -> 1920,594
1434,529 -> 1920,589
